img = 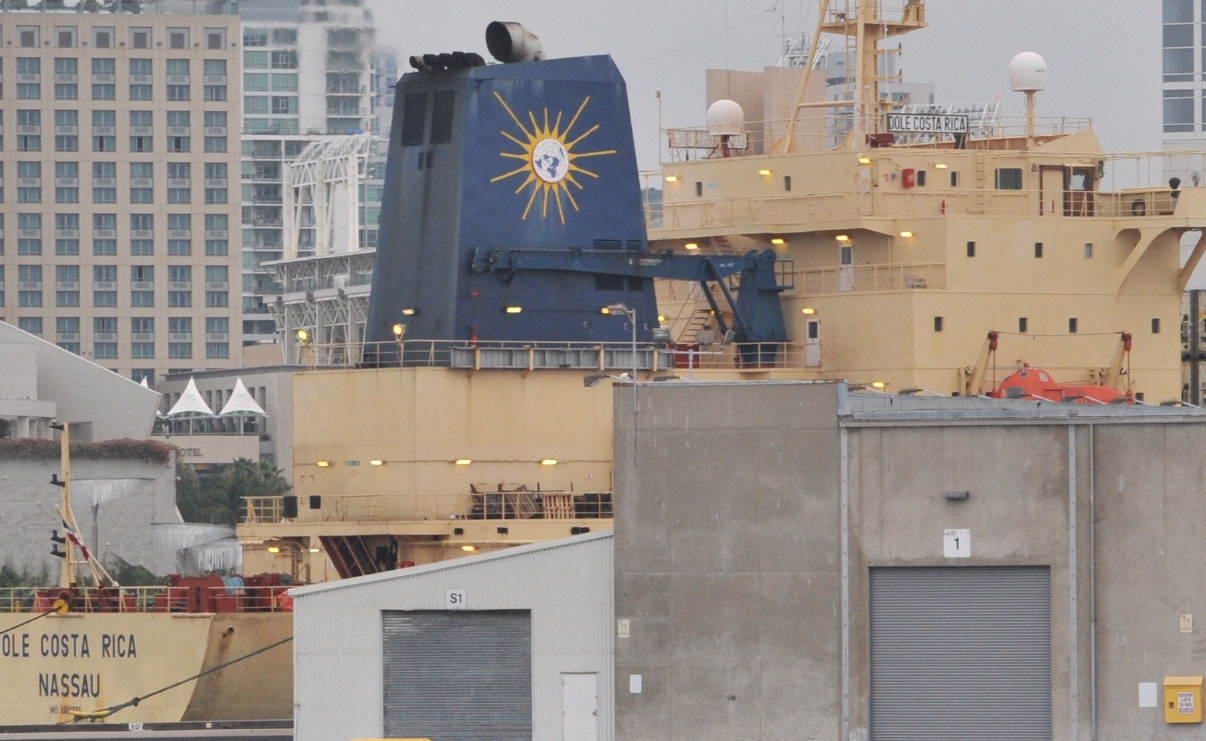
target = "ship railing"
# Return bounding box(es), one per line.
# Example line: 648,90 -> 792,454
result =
296,491 -> 616,523
302,340 -> 677,371
663,116 -> 1092,160
0,585 -> 294,613
652,186 -> 1193,233
243,495 -> 285,523
795,262 -> 946,295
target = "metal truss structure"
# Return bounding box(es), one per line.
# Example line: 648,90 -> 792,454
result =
283,133 -> 374,259
265,250 -> 376,364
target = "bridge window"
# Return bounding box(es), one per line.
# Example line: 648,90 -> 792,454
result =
994,168 -> 1022,190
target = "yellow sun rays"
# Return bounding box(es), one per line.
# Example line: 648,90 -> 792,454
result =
490,92 -> 617,224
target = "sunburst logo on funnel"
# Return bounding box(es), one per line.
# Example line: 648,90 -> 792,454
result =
490,91 -> 617,224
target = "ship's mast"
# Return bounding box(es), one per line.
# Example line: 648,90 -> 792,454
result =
52,421 -> 117,589
779,0 -> 927,152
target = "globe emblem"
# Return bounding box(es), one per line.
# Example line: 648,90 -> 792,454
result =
531,138 -> 570,184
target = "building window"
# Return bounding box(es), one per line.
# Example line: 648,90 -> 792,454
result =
131,162 -> 154,204
91,57 -> 116,100
18,317 -> 42,336
18,26 -> 39,48
206,317 -> 229,358
92,161 -> 116,204
130,27 -> 151,49
1165,90 -> 1194,132
131,318 -> 155,359
93,27 -> 114,49
1164,0 -> 1193,82
92,110 -> 116,152
18,264 -> 42,307
168,28 -> 189,50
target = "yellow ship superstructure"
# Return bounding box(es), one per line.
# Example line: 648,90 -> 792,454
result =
650,0 -> 1206,402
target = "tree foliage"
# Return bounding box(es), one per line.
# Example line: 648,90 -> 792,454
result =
176,458 -> 291,526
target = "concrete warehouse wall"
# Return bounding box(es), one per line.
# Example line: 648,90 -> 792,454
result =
614,381 -> 1206,741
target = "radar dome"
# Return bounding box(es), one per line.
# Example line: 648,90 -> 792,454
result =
706,99 -> 744,136
1009,52 -> 1047,92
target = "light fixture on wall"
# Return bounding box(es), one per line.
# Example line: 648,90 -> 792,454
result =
316,460 -> 330,467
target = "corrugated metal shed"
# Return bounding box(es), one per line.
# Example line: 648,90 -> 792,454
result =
292,531 -> 614,741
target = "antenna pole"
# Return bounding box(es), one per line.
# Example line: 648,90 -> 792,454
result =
58,423 -> 73,588
1025,91 -> 1036,149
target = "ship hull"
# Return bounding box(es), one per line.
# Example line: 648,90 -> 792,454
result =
0,612 -> 291,725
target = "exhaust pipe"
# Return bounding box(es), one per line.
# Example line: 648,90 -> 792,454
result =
486,21 -> 544,63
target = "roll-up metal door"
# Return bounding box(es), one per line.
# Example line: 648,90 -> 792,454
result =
869,567 -> 1051,741
382,610 -> 532,741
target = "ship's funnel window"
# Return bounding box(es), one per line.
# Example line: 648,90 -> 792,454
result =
966,241 -> 976,257
401,93 -> 428,146
431,91 -> 455,144
994,168 -> 1023,190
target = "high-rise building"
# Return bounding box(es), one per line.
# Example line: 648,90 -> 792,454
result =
236,0 -> 392,346
0,10 -> 243,387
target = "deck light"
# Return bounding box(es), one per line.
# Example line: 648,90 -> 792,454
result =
658,315 -> 666,323
684,242 -> 699,250
541,459 -> 558,466
391,324 -> 405,338
296,329 -> 309,343
900,231 -> 914,238
308,547 -> 321,553
455,459 -> 473,465
934,163 -> 949,169
871,381 -> 886,389
802,307 -> 816,315
758,169 -> 773,176
401,308 -> 417,316
316,460 -> 330,467
664,175 -> 678,182
370,459 -> 384,466
836,234 -> 850,242
461,545 -> 477,552
858,155 -> 872,165
267,546 -> 281,554
771,238 -> 785,245
505,306 -> 522,314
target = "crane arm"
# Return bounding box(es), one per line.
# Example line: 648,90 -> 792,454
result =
964,330 -> 999,396
1102,332 -> 1133,392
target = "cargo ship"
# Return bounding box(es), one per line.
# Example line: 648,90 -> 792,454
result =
238,2 -> 1206,582
0,426 -> 292,726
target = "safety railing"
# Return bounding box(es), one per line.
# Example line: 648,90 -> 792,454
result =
798,262 -> 945,295
301,491 -> 615,524
243,496 -> 285,523
652,186 -> 1193,233
0,585 -> 293,614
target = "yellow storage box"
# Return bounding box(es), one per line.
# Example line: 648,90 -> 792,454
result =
1164,676 -> 1204,723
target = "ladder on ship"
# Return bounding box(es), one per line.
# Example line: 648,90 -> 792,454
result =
320,535 -> 380,578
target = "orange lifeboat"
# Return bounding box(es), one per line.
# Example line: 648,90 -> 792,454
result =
990,364 -> 1133,404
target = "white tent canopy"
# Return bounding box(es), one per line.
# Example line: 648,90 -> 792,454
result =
166,377 -> 214,417
219,378 -> 267,417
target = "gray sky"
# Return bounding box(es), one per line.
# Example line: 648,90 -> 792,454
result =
367,0 -> 1160,171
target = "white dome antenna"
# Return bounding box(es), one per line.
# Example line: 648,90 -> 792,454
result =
706,99 -> 744,158
1009,52 -> 1047,148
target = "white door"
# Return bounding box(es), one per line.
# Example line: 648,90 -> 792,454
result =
805,319 -> 821,368
562,672 -> 598,741
838,245 -> 855,292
